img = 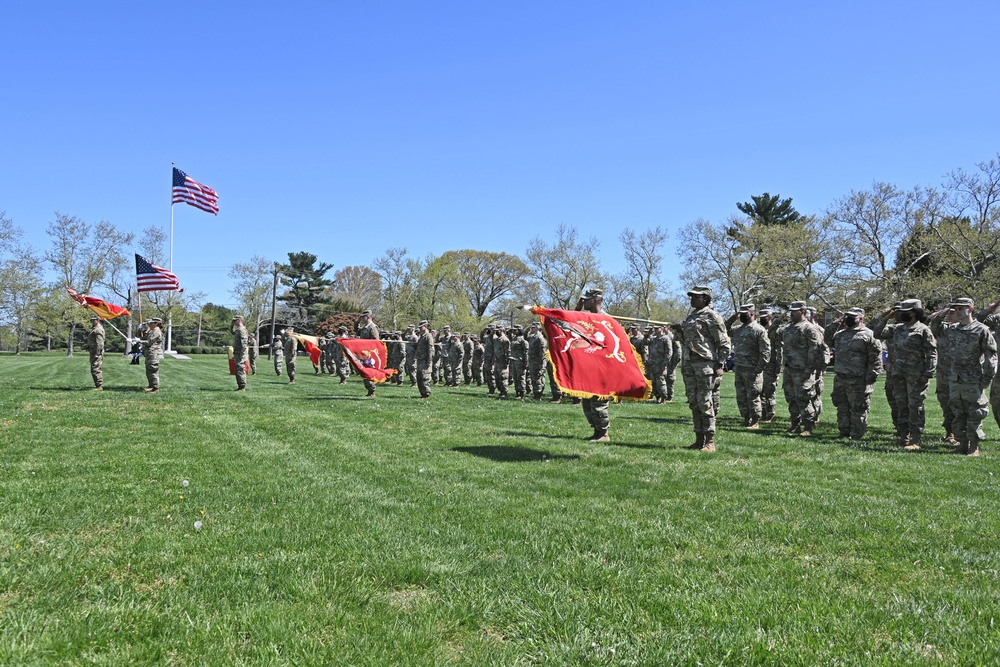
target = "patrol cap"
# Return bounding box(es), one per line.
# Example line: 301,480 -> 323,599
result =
846,307 -> 865,317
90,314 -> 100,320
443,325 -> 451,330
149,317 -> 162,324
897,299 -> 923,311
758,308 -> 773,317
418,320 -> 429,327
787,301 -> 807,311
582,288 -> 604,300
232,315 -> 242,320
738,303 -> 755,313
950,297 -> 975,308
337,325 -> 348,332
285,326 -> 295,332
362,309 -> 372,316
806,306 -> 817,314
687,285 -> 712,298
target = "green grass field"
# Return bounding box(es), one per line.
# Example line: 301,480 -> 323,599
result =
1,353 -> 998,666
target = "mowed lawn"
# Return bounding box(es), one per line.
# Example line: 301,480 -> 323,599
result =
0,353 -> 998,666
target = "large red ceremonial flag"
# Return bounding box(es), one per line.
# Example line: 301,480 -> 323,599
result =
288,332 -> 323,366
66,287 -> 131,320
532,307 -> 651,401
338,338 -> 397,384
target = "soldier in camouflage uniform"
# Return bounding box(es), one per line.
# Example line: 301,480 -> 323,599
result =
387,332 -> 405,385
448,333 -> 464,387
940,298 -> 998,456
415,320 -> 434,399
492,325 -> 511,399
527,322 -> 548,400
272,334 -> 284,376
888,299 -> 937,450
665,324 -> 682,403
869,304 -> 902,427
645,325 -> 671,404
87,315 -> 105,390
462,333 -> 474,385
358,310 -> 380,397
575,289 -> 612,441
333,326 -> 351,383
437,326 -> 452,386
824,308 -> 883,440
482,325 -> 496,394
929,307 -> 960,443
805,306 -> 829,422
143,318 -> 164,393
726,304 -> 771,428
629,327 -> 645,363
509,325 -> 529,399
232,316 -> 249,391
760,309 -> 783,422
679,286 -> 731,452
283,327 -> 298,384
471,336 -> 485,386
975,300 -> 1000,431
404,325 -> 418,386
781,302 -> 826,436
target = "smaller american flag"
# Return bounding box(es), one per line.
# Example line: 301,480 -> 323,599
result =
136,254 -> 183,293
172,167 -> 219,215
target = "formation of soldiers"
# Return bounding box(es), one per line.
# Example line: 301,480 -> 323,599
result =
108,287 -> 999,458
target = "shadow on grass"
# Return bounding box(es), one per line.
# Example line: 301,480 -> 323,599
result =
501,430 -> 576,441
606,441 -> 667,450
452,445 -> 580,462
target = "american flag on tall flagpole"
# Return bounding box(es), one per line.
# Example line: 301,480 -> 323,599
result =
172,167 -> 219,215
136,254 -> 183,293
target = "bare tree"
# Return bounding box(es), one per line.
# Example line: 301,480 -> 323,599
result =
372,247 -> 418,330
332,265 -> 382,312
618,225 -> 669,318
229,255 -> 274,331
525,223 -> 604,308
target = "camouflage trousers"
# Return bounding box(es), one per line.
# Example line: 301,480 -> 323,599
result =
90,353 -> 103,388
683,361 -> 719,434
936,376 -> 954,435
405,357 -> 417,385
493,364 -> 509,397
484,357 -> 496,393
463,358 -> 472,385
761,368 -> 780,420
249,355 -> 257,375
416,362 -> 432,398
547,363 -> 562,401
145,356 -> 160,390
285,356 -> 296,382
273,353 -> 283,376
884,372 -> 899,427
665,361 -> 679,401
647,363 -> 667,401
582,397 -> 610,434
472,361 -> 483,385
812,373 -> 825,420
734,367 -> 764,423
888,372 -> 930,437
831,374 -> 873,439
337,358 -> 351,382
950,381 -> 989,444
991,378 -> 1000,430
529,362 -> 546,399
783,367 -> 818,426
511,360 -> 527,396
234,352 -> 247,390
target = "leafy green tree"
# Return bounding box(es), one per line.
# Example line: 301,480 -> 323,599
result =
278,252 -> 334,327
439,249 -> 529,319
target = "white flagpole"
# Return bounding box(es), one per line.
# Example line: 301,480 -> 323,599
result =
167,162 -> 175,352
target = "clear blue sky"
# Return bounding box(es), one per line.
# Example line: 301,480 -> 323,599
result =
3,1 -> 999,308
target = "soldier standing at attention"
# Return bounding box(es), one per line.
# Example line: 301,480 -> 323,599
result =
644,325 -> 670,404
974,300 -> 1000,430
781,302 -> 826,436
248,333 -> 258,375
87,315 -> 105,390
143,318 -> 164,393
448,333 -> 465,387
415,320 -> 434,399
462,333 -> 474,385
929,307 -> 960,444
471,336 -> 485,386
272,334 -> 284,376
333,326 -> 351,383
482,325 -> 496,394
437,325 -> 452,386
527,322 -> 548,400
805,306 -> 829,422
726,304 -> 771,428
232,316 -> 249,392
492,325 -> 511,399
665,324 -> 682,403
760,310 -> 783,422
824,308 -> 883,441
678,286 -> 730,451
870,304 -> 902,427
888,299 -> 937,450
940,298 -> 997,456
508,325 -> 529,399
358,309 -> 380,397
283,327 -> 298,384
404,325 -> 419,386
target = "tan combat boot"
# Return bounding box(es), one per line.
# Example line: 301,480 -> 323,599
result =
687,433 -> 705,450
903,434 -> 922,451
594,430 -> 610,443
967,437 -> 981,457
699,434 -> 716,452
799,421 -> 815,437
